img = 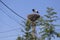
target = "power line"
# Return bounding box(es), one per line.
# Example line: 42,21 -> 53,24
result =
0,35 -> 18,39
0,8 -> 25,28
0,7 -> 25,33
0,0 -> 26,20
0,8 -> 18,23
0,28 -> 19,33
0,0 -> 26,29
0,8 -> 25,33
0,26 -> 24,33
0,28 -> 20,33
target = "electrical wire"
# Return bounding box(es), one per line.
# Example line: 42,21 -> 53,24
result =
0,8 -> 25,33
0,28 -> 20,33
0,7 -> 25,28
0,0 -> 26,20
0,35 -> 18,39
0,0 -> 26,30
0,0 -> 26,39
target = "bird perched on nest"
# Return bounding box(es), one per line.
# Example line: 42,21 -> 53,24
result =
27,9 -> 40,22
32,9 -> 39,13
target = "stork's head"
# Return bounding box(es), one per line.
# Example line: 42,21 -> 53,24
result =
32,9 -> 39,13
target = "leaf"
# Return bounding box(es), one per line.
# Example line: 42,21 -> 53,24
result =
46,20 -> 54,22
50,12 -> 57,15
53,24 -> 60,26
39,31 -> 45,34
16,36 -> 23,40
57,33 -> 60,37
25,19 -> 31,31
47,7 -> 54,13
44,15 -> 50,18
51,16 -> 58,18
26,19 -> 31,26
47,7 -> 54,11
41,33 -> 48,40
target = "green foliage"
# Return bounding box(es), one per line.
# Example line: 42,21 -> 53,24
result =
25,19 -> 31,31
16,36 -> 23,40
38,7 -> 60,40
16,7 -> 60,40
57,33 -> 60,37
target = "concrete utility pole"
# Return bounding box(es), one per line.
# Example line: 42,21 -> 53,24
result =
27,9 -> 40,40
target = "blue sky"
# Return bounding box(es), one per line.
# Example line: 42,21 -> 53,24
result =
0,0 -> 60,40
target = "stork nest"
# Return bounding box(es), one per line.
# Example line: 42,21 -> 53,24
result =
27,14 -> 40,22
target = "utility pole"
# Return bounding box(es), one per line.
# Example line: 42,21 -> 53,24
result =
27,9 -> 40,40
